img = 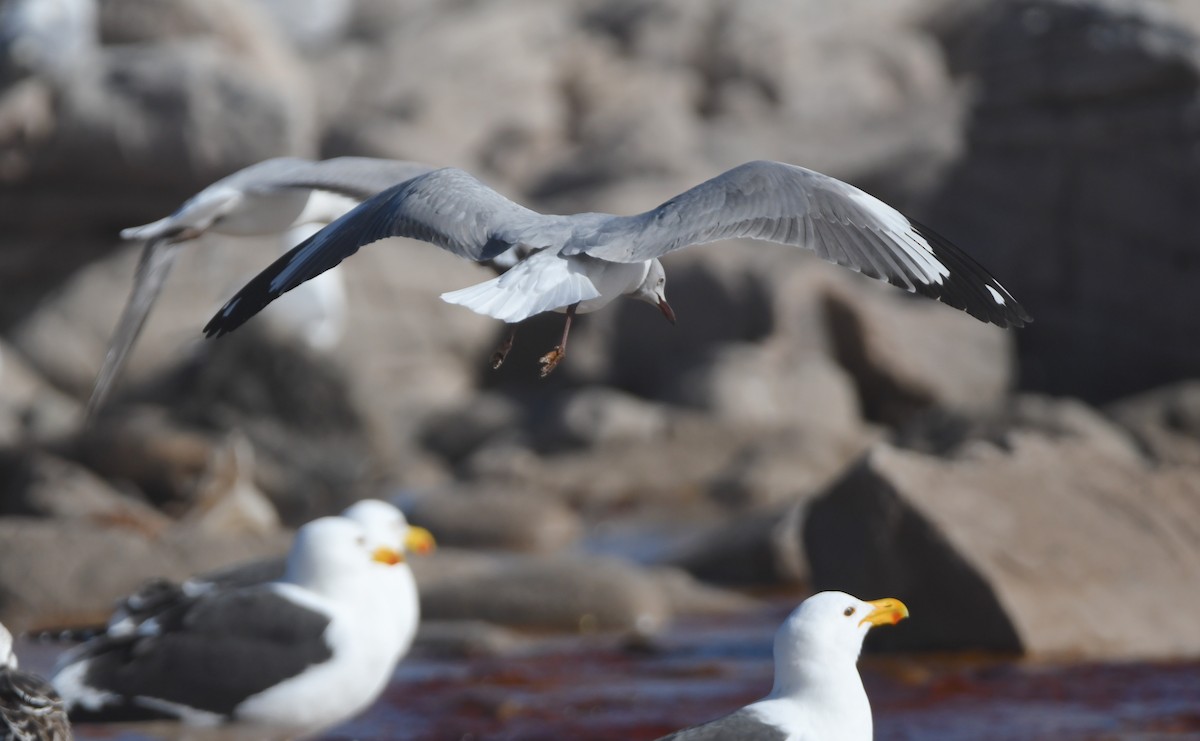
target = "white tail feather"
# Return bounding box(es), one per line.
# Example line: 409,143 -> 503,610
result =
440,252 -> 600,323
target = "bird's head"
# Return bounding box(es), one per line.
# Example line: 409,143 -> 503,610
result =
341,499 -> 436,565
775,591 -> 909,671
631,259 -> 675,324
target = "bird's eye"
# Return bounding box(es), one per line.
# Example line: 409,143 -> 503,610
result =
356,536 -> 366,546
844,606 -> 856,617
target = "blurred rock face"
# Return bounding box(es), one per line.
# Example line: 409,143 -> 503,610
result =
926,0 -> 1200,401
0,0 -> 1197,666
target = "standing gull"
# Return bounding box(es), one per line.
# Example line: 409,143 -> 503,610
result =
100,499 -> 434,645
52,515 -> 434,733
87,156 -> 434,418
202,160 -> 1030,376
1,621 -> 73,740
658,591 -> 908,741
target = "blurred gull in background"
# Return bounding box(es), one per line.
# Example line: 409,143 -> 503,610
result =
86,157 -> 434,419
204,160 -> 1030,377
51,513 -> 434,733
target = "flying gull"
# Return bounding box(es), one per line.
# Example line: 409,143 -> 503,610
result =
51,514 -> 435,733
0,621 -> 73,741
86,156 -> 435,418
202,160 -> 1030,376
657,591 -> 909,741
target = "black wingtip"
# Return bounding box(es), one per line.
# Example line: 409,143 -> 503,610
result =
908,220 -> 1032,330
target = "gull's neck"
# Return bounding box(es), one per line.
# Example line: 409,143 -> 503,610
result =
757,634 -> 873,740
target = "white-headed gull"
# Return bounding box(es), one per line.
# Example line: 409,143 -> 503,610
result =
52,514 -> 435,733
657,591 -> 909,741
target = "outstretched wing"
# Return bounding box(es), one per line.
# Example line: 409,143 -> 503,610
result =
572,160 -> 1029,328
264,157 -> 436,201
203,168 -> 548,338
84,239 -> 184,419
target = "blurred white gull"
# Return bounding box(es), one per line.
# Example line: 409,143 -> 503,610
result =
657,591 -> 909,741
86,156 -> 434,419
1,621 -> 73,741
105,500 -> 434,655
52,513 -> 434,733
203,160 -> 1030,376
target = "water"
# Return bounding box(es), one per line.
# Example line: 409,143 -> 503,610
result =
54,605 -> 1200,740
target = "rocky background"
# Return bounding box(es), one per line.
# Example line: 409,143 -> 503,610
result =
1,0 -> 1199,665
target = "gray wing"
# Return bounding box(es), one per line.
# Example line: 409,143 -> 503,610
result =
84,239 -> 184,420
656,708 -> 789,741
203,167 -> 549,338
59,587 -> 332,721
571,160 -> 1029,328
270,157 -> 436,201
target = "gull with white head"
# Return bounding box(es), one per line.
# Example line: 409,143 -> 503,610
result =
202,160 -> 1030,376
52,514 -> 434,734
657,591 -> 909,741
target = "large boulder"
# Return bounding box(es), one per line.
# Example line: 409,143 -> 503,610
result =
402,483 -> 582,552
924,0 -> 1200,401
1107,380 -> 1200,467
0,0 -> 318,325
0,517 -> 291,630
804,437 -> 1200,659
417,552 -> 673,634
823,279 -> 1016,426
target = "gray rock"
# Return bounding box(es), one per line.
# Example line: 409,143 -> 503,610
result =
413,619 -> 525,659
675,344 -> 861,437
824,278 -> 1015,425
69,407 -> 221,513
0,0 -> 318,325
804,438 -> 1200,659
0,517 -> 291,629
420,393 -> 526,465
403,484 -> 581,552
645,565 -> 760,615
480,415 -> 757,512
706,425 -> 877,509
667,504 -> 808,587
419,554 -> 672,635
0,451 -> 169,532
0,341 -> 80,446
541,386 -> 670,449
1107,381 -> 1200,466
925,0 -> 1200,401
894,393 -> 1144,464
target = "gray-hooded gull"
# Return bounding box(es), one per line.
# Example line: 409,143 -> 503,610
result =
657,591 -> 909,741
0,621 -> 73,741
51,514 -> 434,733
86,156 -> 434,419
202,160 -> 1030,376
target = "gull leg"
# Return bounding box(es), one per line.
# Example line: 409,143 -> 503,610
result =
491,324 -> 518,369
539,303 -> 578,377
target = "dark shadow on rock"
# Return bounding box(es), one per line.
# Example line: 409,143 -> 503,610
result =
804,456 -> 1022,654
